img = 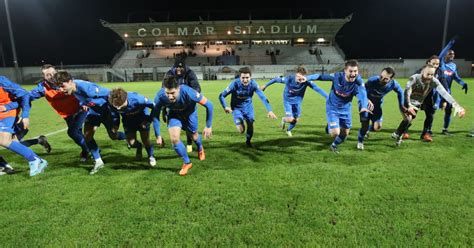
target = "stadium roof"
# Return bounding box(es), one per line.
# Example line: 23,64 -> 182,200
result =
101,15 -> 352,46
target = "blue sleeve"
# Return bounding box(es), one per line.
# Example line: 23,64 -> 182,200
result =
2,80 -> 30,118
29,83 -> 46,101
264,77 -> 285,88
356,80 -> 368,109
138,95 -> 155,116
254,86 -> 273,112
392,81 -> 405,111
452,71 -> 466,86
308,82 -> 328,98
218,82 -> 234,109
305,73 -> 321,81
318,73 -> 335,81
151,98 -> 163,137
201,99 -> 214,128
438,39 -> 455,63
3,101 -> 19,111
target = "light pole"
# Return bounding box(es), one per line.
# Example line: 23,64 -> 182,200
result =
4,0 -> 22,82
441,0 -> 451,48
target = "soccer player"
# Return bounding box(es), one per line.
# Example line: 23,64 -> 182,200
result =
318,59 -> 371,153
29,64 -> 88,160
152,75 -> 213,176
357,67 -> 404,150
219,67 -> 277,147
108,88 -> 156,166
0,76 -> 48,176
54,71 -> 125,175
261,66 -> 327,137
438,38 -> 468,135
165,59 -> 201,152
392,64 -> 466,146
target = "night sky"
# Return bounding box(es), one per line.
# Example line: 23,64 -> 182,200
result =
0,0 -> 473,66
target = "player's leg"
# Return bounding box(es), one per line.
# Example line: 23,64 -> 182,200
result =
83,114 -> 104,175
331,112 -> 351,152
139,128 -> 155,166
421,97 -> 435,142
442,102 -> 453,135
394,110 -> 416,146
187,111 -> 205,161
286,103 -> 301,136
0,117 -> 47,176
243,108 -> 255,147
232,109 -> 245,134
357,111 -> 369,150
14,121 -> 51,153
123,116 -> 143,159
65,111 -> 89,160
281,101 -> 294,130
168,118 -> 192,175
186,106 -> 197,152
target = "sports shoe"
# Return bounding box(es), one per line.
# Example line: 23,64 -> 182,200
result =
441,129 -> 453,136
246,139 -> 253,148
36,159 -> 48,174
329,145 -> 339,154
402,133 -> 410,140
29,158 -> 42,177
90,158 -> 105,175
179,163 -> 192,176
38,135 -> 51,153
422,133 -> 433,142
357,142 -> 364,150
149,156 -> 156,167
364,130 -> 370,139
286,131 -> 293,137
135,142 -> 143,159
79,151 -> 89,162
395,137 -> 403,147
0,164 -> 15,175
391,132 -> 400,139
198,148 -> 206,161
186,145 -> 193,153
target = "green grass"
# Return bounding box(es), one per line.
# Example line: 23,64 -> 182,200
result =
0,79 -> 473,246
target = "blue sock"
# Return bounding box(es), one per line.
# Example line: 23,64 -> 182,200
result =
246,123 -> 254,142
193,134 -> 203,151
117,132 -> 126,140
145,144 -> 154,158
288,122 -> 296,131
331,134 -> 347,147
173,141 -> 190,164
357,129 -> 365,143
7,141 -> 37,161
87,139 -> 101,159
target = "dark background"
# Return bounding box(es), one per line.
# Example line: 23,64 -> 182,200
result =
0,0 -> 472,66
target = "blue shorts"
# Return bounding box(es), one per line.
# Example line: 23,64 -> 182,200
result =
326,107 -> 352,129
360,103 -> 383,123
232,107 -> 255,125
167,111 -> 198,133
122,113 -> 150,134
284,101 -> 302,118
85,105 -> 120,130
0,117 -> 16,133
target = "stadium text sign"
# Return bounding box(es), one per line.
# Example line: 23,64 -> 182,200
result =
136,25 -> 318,37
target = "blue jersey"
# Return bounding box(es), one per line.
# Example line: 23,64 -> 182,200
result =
219,79 -> 272,112
439,39 -> 466,91
73,80 -> 109,107
0,76 -> 30,118
320,72 -> 368,110
365,76 -> 404,109
264,74 -> 328,104
113,92 -> 154,117
153,85 -> 213,136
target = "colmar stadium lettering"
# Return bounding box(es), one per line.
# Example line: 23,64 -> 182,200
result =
136,25 -> 318,37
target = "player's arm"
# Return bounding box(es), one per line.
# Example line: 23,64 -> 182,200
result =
305,73 -> 321,81
438,38 -> 455,62
151,97 -> 164,146
317,73 -> 335,82
355,79 -> 370,113
197,95 -> 214,138
3,80 -> 31,118
392,80 -> 405,112
1,101 -> 19,112
254,86 -> 277,119
308,81 -> 329,98
261,76 -> 285,91
218,82 -> 234,113
452,71 -> 468,94
434,78 -> 465,117
29,83 -> 46,101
